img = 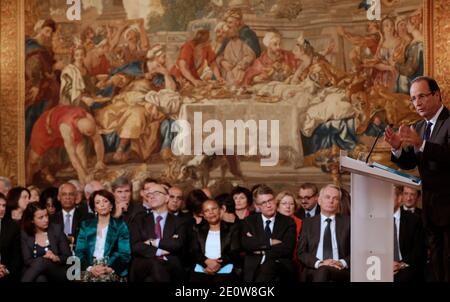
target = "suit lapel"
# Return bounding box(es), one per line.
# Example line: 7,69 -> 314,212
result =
198,223 -> 209,255
104,218 -> 115,257
430,107 -> 449,141
163,214 -> 175,239
312,215 -> 321,255
272,213 -> 282,238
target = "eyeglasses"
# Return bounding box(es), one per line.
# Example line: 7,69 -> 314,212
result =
256,199 -> 275,207
410,92 -> 434,103
297,195 -> 315,201
144,190 -> 167,197
169,195 -> 183,201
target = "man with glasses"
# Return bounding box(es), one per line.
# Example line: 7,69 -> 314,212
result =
241,184 -> 297,282
295,183 -> 320,219
129,182 -> 186,282
385,76 -> 450,282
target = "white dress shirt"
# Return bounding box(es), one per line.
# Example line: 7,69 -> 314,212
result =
93,225 -> 109,261
314,214 -> 348,269
393,208 -> 403,261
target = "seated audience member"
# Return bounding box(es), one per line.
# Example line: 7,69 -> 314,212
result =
68,179 -> 84,207
393,186 -> 427,282
295,183 -> 320,219
185,189 -> 209,225
402,186 -> 422,216
111,176 -> 134,225
0,176 -> 11,196
241,184 -> 297,282
50,183 -> 89,249
81,180 -> 104,216
6,187 -> 31,222
297,184 -> 350,282
129,183 -> 186,282
276,191 -> 302,262
231,186 -> 253,220
190,199 -> 240,282
28,186 -> 41,203
21,202 -> 71,282
128,178 -> 159,219
167,186 -> 187,217
0,193 -> 22,281
215,193 -> 237,224
39,187 -> 61,216
75,190 -> 131,282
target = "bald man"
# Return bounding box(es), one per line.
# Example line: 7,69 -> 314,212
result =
26,105 -> 105,186
50,182 -> 89,246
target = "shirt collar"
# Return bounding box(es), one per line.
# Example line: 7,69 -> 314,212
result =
402,205 -> 415,213
427,104 -> 444,125
262,214 -> 275,224
63,208 -> 75,216
320,214 -> 335,222
153,211 -> 168,221
307,204 -> 317,215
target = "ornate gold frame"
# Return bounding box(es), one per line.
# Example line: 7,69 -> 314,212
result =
0,0 -> 442,185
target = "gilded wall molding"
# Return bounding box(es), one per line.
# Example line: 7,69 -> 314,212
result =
426,0 -> 450,106
0,0 -> 25,184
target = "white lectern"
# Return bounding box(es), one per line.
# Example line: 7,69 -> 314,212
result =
340,153 -> 421,282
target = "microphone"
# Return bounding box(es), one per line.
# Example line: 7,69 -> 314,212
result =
365,124 -> 393,164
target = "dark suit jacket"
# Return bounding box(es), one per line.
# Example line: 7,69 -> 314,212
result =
392,106 -> 450,226
399,209 -> 427,270
75,217 -> 131,277
191,221 -> 240,269
0,219 -> 22,281
241,213 -> 296,281
21,224 -> 72,267
50,207 -> 87,240
297,214 -> 350,269
129,211 -> 186,263
295,205 -> 321,220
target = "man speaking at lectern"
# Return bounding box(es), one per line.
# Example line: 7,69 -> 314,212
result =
385,76 -> 450,282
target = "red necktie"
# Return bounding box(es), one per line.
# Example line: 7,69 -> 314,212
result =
155,215 -> 163,239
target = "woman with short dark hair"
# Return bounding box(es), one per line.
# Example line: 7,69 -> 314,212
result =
75,190 -> 131,281
21,202 -> 70,282
6,187 -> 31,222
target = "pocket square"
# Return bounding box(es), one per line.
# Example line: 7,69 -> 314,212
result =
172,234 -> 179,239
246,232 -> 253,237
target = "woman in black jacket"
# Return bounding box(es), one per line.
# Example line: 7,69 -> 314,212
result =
21,202 -> 71,282
190,199 -> 241,282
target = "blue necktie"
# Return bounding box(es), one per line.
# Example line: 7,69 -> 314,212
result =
423,122 -> 433,141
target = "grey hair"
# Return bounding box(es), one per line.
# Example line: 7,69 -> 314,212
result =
319,184 -> 342,200
111,176 -> 132,192
0,176 -> 12,190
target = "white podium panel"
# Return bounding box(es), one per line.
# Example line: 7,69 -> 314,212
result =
351,174 -> 393,282
340,154 -> 421,282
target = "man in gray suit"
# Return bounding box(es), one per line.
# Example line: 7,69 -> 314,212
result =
385,76 -> 450,282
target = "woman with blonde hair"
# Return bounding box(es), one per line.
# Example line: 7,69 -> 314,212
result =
276,190 -> 302,264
